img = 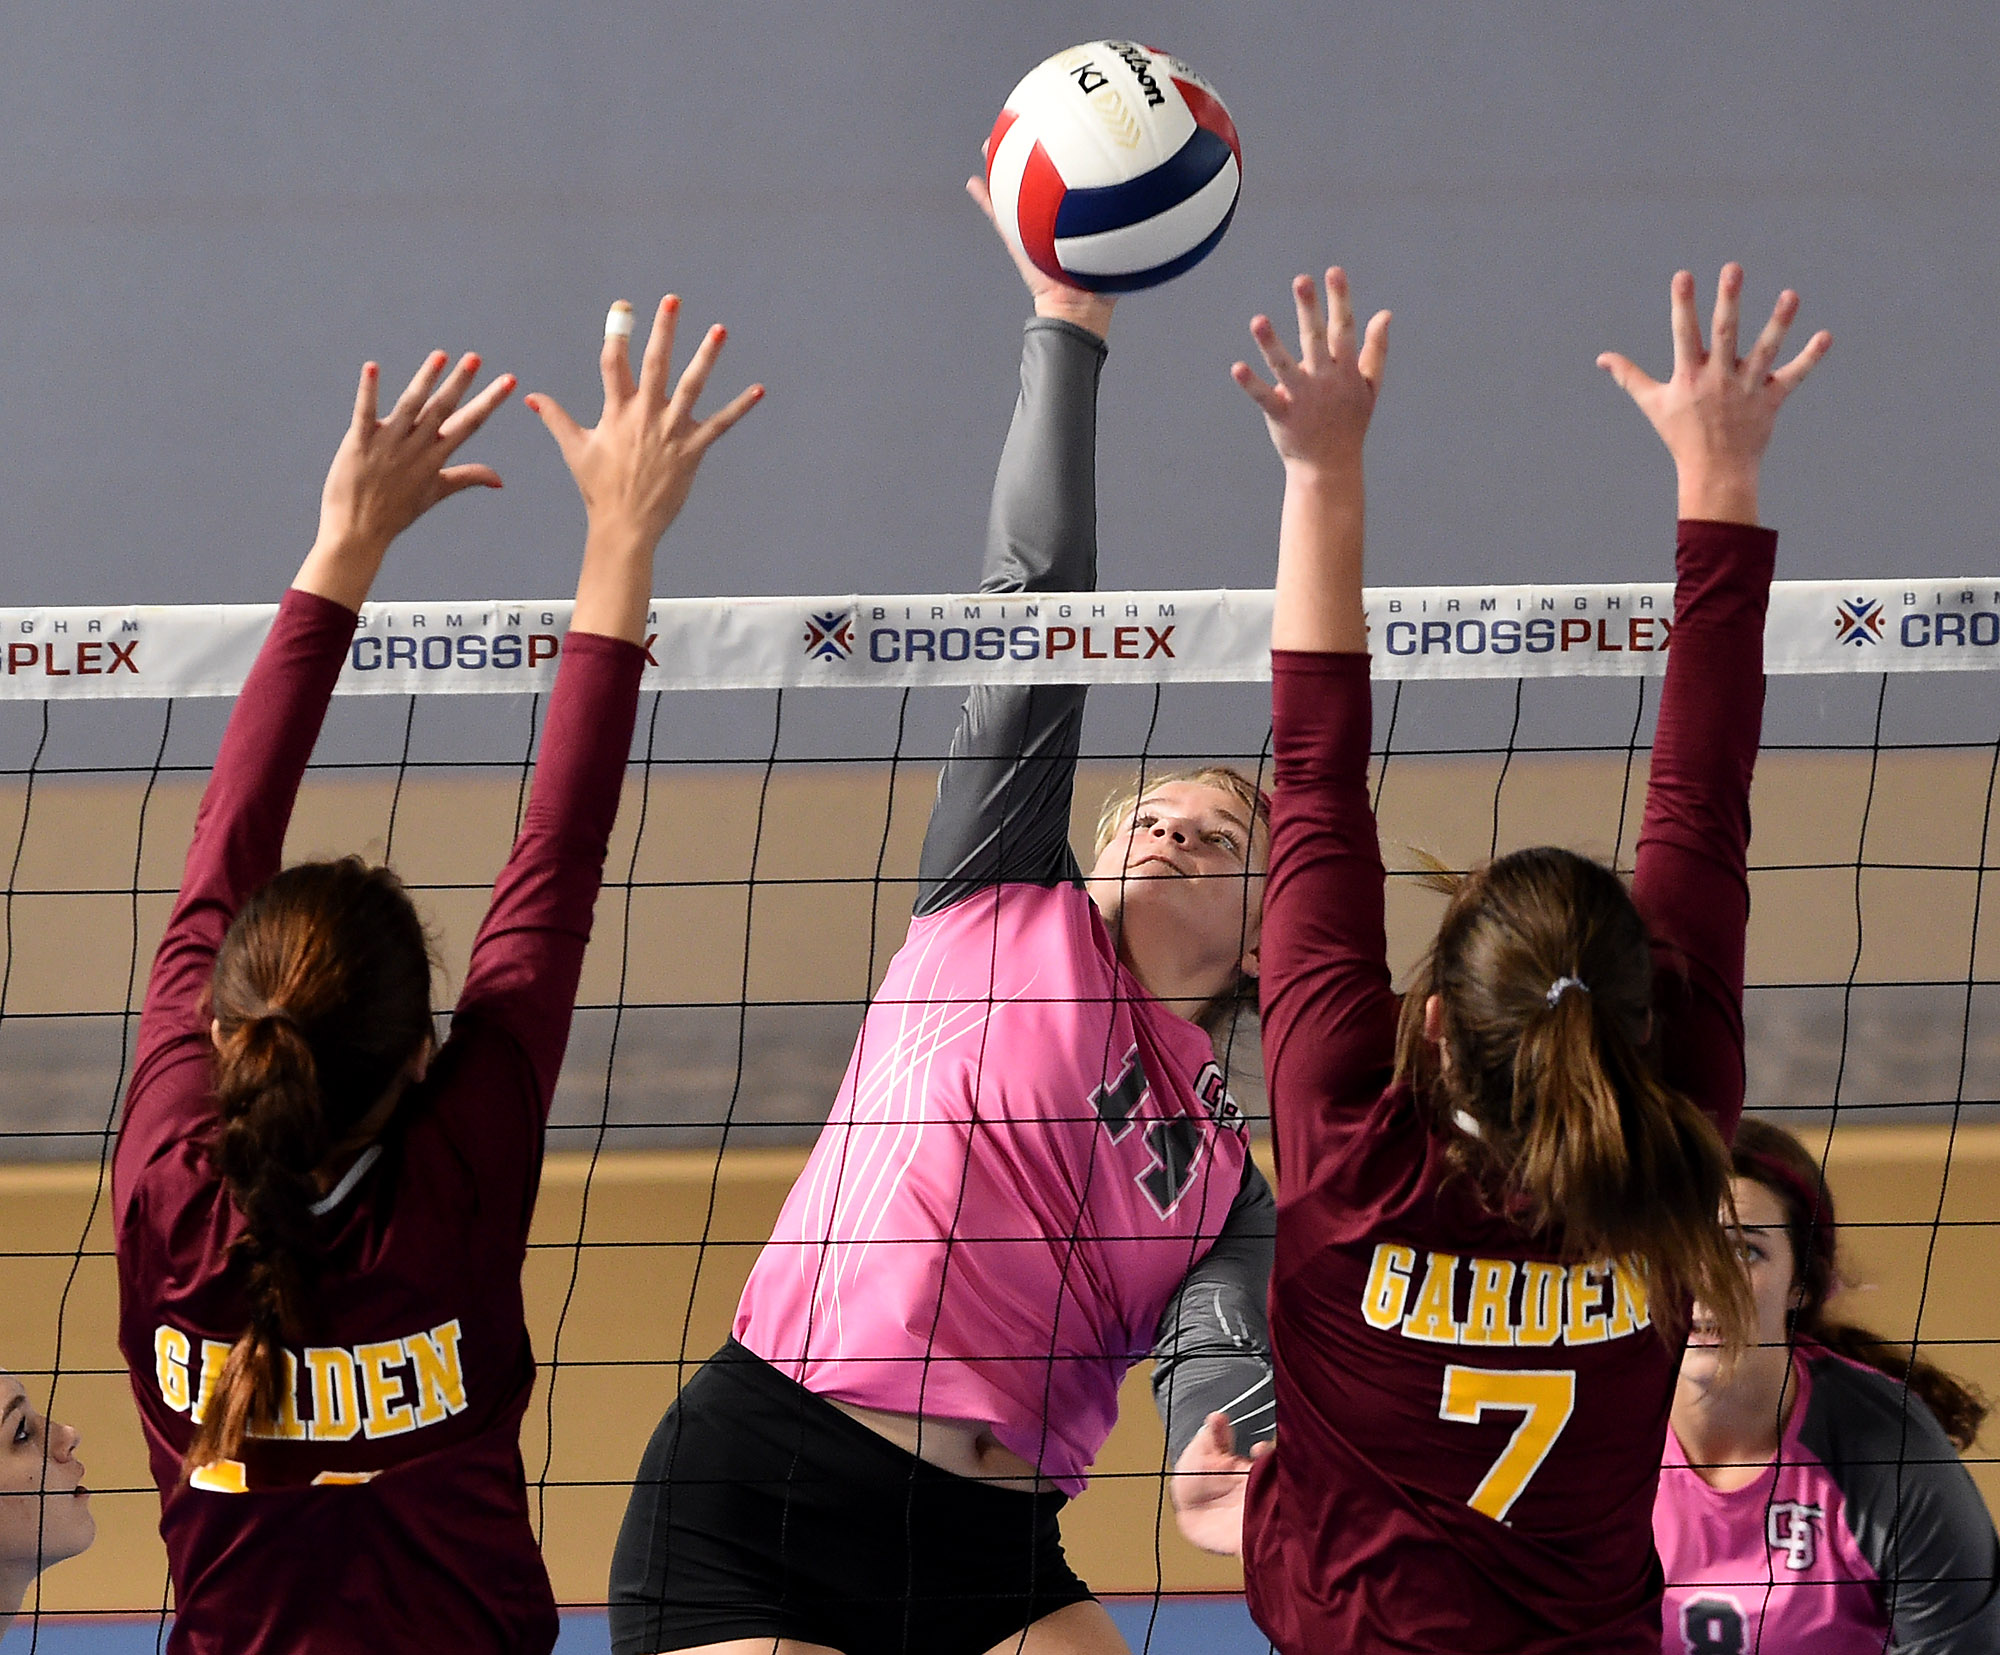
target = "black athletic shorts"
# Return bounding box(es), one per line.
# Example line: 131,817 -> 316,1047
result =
607,1340 -> 1095,1655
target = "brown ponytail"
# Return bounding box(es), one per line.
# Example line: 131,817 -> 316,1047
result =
185,858 -> 433,1476
1732,1117 -> 1989,1450
1394,846 -> 1753,1351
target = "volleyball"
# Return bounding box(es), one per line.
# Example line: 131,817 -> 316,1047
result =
985,41 -> 1242,292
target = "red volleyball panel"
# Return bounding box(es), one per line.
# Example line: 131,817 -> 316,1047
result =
985,105 -> 1019,181
1173,77 -> 1242,169
1015,138 -> 1066,281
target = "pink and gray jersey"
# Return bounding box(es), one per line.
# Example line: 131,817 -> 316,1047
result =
732,317 -> 1269,1495
1657,1344 -> 2000,1654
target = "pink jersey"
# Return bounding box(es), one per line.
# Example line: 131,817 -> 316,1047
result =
734,879 -> 1249,1494
1658,1362 -> 1884,1652
1657,1345 -> 2000,1654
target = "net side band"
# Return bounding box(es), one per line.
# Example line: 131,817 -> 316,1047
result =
0,580 -> 1990,699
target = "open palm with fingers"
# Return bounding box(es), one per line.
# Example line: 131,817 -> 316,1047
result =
1233,268 -> 1390,473
1598,264 -> 1829,522
528,295 -> 763,558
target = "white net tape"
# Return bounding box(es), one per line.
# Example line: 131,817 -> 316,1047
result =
0,577 -> 1993,699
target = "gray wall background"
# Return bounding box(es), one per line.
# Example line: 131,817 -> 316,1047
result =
5,2 -> 1996,620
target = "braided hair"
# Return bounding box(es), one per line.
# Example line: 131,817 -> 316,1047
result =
184,858 -> 433,1476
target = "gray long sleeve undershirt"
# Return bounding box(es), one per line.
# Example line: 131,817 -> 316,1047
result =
915,315 -> 1278,1469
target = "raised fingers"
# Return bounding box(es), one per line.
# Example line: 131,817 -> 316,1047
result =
387,351 -> 450,426
695,380 -> 767,449
1709,263 -> 1743,371
1595,350 -> 1660,402
600,311 -> 638,408
638,295 -> 681,406
418,353 -> 484,432
1357,308 -> 1391,390
436,371 -> 518,450
1230,360 -> 1285,418
1293,274 -> 1329,367
667,322 -> 727,421
1249,314 -> 1297,384
1771,328 -> 1833,395
1324,267 -> 1355,358
1743,289 -> 1801,384
1669,270 -> 1703,380
352,362 -> 380,435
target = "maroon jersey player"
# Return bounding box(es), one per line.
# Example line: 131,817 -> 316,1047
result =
1229,265 -> 1829,1652
113,307 -> 760,1653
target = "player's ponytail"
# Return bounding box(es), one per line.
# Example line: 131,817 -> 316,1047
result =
184,858 -> 433,1477
1394,847 -> 1752,1352
1733,1117 -> 1989,1449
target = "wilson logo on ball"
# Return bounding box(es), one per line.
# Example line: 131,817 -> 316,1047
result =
986,41 -> 1242,293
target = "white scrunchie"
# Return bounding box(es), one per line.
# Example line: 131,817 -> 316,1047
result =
1544,975 -> 1589,1009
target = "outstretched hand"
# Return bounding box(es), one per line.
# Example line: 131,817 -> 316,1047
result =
1598,265 -> 1830,524
966,173 -> 1115,340
296,351 -> 516,610
530,296 -> 763,558
530,297 -> 763,643
1168,1411 -> 1271,1557
1234,269 -> 1389,475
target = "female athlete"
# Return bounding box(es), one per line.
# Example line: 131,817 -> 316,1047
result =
606,187 -> 1278,1655
114,305 -> 759,1652
1657,1116 -> 2000,1653
0,1373 -> 93,1637
1234,262 -> 1828,1652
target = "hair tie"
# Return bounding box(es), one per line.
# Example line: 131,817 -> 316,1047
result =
1544,976 -> 1589,1009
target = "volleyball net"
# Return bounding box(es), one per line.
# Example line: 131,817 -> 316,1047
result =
4,575 -> 1996,1643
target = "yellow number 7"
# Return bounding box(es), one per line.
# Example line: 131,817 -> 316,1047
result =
1438,1364 -> 1576,1523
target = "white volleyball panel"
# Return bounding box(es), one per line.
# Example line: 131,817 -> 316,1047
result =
1051,157 -> 1241,278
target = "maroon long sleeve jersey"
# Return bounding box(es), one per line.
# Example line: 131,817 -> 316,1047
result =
113,590 -> 643,1655
1244,522 -> 1774,1655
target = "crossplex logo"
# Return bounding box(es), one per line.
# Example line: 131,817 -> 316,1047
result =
802,610 -> 856,662
1833,597 -> 1885,646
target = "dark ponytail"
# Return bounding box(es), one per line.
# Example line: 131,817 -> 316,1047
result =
1394,846 -> 1753,1352
185,858 -> 432,1476
1732,1117 -> 1989,1450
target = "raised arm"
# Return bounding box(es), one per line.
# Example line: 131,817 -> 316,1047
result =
460,298 -> 763,1096
124,354 -> 514,1159
1600,266 -> 1828,1137
1236,272 -> 1402,1180
913,183 -> 1116,916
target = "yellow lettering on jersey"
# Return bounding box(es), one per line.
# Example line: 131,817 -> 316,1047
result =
1401,1252 -> 1462,1344
357,1339 -> 415,1438
155,1326 -> 191,1413
1566,1263 -> 1610,1345
1361,1245 -> 1418,1331
249,1350 -> 309,1442
188,1458 -> 248,1494
306,1347 -> 361,1443
1516,1262 -> 1565,1348
1460,1258 -> 1517,1347
189,1339 -> 231,1426
1606,1261 -> 1652,1338
310,1470 -> 381,1486
407,1320 -> 468,1427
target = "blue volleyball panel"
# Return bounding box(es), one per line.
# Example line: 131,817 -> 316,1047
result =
1052,128 -> 1235,241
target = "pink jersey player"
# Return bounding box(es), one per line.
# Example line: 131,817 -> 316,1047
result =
608,193 -> 1277,1655
1657,1118 -> 2000,1654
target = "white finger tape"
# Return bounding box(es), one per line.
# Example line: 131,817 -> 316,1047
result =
604,302 -> 635,340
